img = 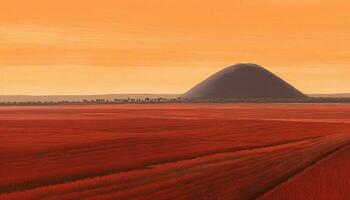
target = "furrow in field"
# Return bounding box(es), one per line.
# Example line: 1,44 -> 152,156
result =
254,141 -> 350,199
3,119 -> 345,194
1,134 -> 349,200
2,104 -> 350,199
0,134 -> 323,194
259,141 -> 350,199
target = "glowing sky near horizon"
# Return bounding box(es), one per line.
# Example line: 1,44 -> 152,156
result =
0,0 -> 350,95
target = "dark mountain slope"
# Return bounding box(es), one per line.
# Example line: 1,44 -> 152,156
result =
183,63 -> 306,99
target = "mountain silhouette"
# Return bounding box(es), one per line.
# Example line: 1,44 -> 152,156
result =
182,63 -> 306,99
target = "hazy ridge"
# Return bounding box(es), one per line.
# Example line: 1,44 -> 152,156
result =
0,94 -> 181,102
309,93 -> 350,98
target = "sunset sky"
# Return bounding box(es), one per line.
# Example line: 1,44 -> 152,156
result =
1,0 -> 350,95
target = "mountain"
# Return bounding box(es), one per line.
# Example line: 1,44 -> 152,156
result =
182,63 -> 306,99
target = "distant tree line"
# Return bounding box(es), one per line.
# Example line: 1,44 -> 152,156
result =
1,97 -> 350,106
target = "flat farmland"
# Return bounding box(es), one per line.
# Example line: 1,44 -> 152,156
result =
1,104 -> 350,200
260,144 -> 350,200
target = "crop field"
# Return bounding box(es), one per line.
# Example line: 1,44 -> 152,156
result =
260,138 -> 350,200
1,104 -> 350,200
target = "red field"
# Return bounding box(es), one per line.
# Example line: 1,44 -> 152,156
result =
260,140 -> 350,200
1,104 -> 350,200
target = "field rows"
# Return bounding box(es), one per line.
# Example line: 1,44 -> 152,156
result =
1,104 -> 350,199
260,143 -> 350,200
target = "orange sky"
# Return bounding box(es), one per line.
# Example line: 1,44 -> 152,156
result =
0,0 -> 349,95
